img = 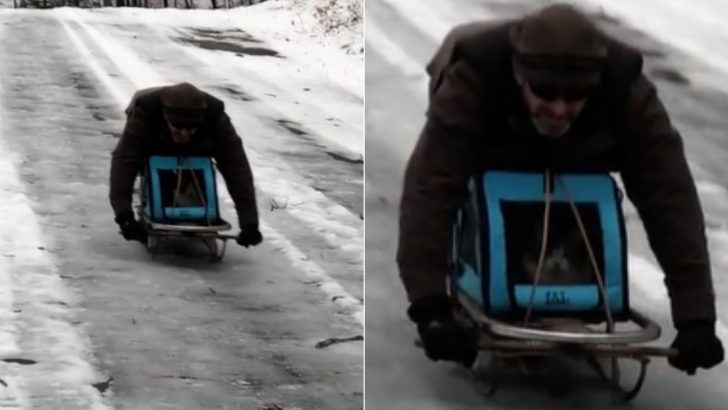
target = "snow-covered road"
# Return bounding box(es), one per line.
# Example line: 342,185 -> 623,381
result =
366,0 -> 728,408
0,3 -> 362,409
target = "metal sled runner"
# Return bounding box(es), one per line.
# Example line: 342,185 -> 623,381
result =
447,170 -> 675,402
136,156 -> 237,262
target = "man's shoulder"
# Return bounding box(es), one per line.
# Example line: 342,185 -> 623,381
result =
450,20 -> 514,53
127,86 -> 164,115
428,19 -> 514,77
202,91 -> 225,116
602,36 -> 644,84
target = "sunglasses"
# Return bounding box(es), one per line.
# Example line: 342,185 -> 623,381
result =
528,82 -> 594,103
165,118 -> 199,132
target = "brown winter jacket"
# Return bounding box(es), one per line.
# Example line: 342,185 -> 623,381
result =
397,21 -> 716,326
110,88 -> 259,228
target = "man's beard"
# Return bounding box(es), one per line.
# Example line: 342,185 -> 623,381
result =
171,132 -> 192,144
531,107 -> 575,138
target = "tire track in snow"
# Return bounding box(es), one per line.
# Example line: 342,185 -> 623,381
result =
0,15 -> 113,410
56,10 -> 363,325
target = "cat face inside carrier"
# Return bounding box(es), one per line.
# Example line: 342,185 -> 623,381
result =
517,205 -> 597,285
158,169 -> 208,208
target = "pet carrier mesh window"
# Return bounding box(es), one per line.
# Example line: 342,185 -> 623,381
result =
145,156 -> 220,223
157,169 -> 208,208
452,171 -> 629,319
501,201 -> 606,310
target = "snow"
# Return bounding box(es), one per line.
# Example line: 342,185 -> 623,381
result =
0,24 -> 112,406
628,255 -> 668,301
366,17 -> 423,78
574,0 -> 728,93
262,223 -> 363,325
58,15 -> 129,106
0,2 -> 362,406
374,0 -> 488,46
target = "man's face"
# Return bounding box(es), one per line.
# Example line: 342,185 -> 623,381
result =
520,81 -> 591,138
166,120 -> 198,145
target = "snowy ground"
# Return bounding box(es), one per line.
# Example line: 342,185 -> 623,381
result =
0,2 -> 362,409
366,0 -> 728,408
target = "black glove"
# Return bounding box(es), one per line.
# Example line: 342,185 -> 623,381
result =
114,211 -> 147,244
237,224 -> 263,247
408,295 -> 478,367
668,321 -> 724,375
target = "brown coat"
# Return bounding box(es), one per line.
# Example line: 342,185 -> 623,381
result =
397,21 -> 716,326
110,87 -> 259,228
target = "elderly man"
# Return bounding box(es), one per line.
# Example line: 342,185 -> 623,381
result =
398,4 -> 724,374
110,82 -> 262,248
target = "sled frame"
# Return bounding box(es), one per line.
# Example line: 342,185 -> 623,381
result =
135,156 -> 236,262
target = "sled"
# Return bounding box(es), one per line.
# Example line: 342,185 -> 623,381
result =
136,155 -> 237,262
444,170 -> 675,402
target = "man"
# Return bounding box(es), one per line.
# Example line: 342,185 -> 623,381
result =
110,82 -> 263,248
398,4 -> 724,374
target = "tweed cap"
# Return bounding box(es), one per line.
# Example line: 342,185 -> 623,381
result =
160,82 -> 207,128
510,4 -> 607,86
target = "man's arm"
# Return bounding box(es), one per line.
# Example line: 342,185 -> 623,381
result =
619,74 -> 716,326
397,59 -> 485,303
109,105 -> 148,217
212,111 -> 259,228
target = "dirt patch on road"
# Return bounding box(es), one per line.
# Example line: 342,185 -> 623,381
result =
190,28 -> 263,44
176,27 -> 281,58
275,119 -> 309,136
209,85 -> 256,102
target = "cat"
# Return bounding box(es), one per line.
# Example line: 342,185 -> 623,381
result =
520,211 -> 595,285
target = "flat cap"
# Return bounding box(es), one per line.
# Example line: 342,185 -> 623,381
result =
510,4 -> 607,86
160,82 -> 207,128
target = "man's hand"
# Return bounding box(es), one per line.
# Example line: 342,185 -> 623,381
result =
114,211 -> 147,244
237,224 -> 263,247
669,321 -> 724,375
408,295 -> 478,367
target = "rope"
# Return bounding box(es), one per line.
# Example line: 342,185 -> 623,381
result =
172,167 -> 183,208
171,158 -> 211,226
523,171 -> 616,333
523,170 -> 552,325
189,167 -> 211,226
558,174 -> 615,332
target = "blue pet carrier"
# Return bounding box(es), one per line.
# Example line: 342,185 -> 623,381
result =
142,156 -> 221,224
451,171 -> 629,319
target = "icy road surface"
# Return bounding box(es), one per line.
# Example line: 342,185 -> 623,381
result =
0,3 -> 362,409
